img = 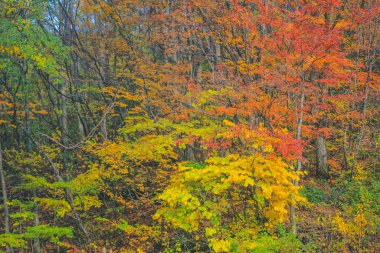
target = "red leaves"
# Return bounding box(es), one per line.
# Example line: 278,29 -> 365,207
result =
272,131 -> 305,161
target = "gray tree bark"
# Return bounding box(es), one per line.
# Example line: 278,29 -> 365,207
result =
290,90 -> 304,235
316,136 -> 329,178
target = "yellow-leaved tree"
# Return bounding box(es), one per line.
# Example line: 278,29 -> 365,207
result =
155,122 -> 306,252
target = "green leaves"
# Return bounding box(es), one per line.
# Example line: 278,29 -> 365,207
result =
250,233 -> 302,253
0,225 -> 73,250
24,225 -> 73,243
0,233 -> 27,249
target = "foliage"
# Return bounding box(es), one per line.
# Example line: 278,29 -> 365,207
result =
155,138 -> 304,252
0,0 -> 379,252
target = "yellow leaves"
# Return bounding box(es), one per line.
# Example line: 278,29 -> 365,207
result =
31,53 -> 47,69
73,195 -> 102,211
205,227 -> 216,236
352,164 -> 368,181
263,144 -> 274,153
195,89 -> 219,106
159,184 -> 201,211
260,184 -> 273,199
112,219 -> 161,252
0,38 -> 54,71
222,119 -> 235,127
0,45 -> 22,57
354,210 -> 368,228
33,198 -> 71,218
332,206 -> 377,252
71,164 -> 102,193
222,166 -> 254,187
85,115 -> 306,252
93,141 -> 129,172
332,211 -> 352,234
156,143 -> 304,251
41,144 -> 60,161
209,238 -> 231,253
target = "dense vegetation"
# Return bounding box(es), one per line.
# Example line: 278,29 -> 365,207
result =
0,0 -> 379,252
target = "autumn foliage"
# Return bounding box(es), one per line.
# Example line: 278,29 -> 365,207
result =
0,0 -> 379,252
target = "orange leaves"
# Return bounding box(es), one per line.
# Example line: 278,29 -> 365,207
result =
32,109 -> 48,115
0,99 -> 13,108
216,106 -> 237,116
101,87 -> 140,102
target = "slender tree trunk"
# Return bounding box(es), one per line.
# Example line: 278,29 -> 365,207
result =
18,120 -> 91,240
0,142 -> 13,253
101,117 -> 108,141
290,90 -> 304,235
25,105 -> 41,253
59,80 -> 70,173
58,84 -> 90,239
343,126 -> 349,171
77,114 -> 85,140
32,188 -> 41,253
215,43 -> 221,67
351,83 -> 369,179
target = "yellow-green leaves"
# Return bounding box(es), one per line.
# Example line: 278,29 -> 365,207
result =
33,198 -> 71,218
155,147 -> 305,252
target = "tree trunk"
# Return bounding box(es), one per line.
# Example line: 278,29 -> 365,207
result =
343,126 -> 349,171
290,90 -> 304,235
101,117 -> 108,141
0,142 -> 13,253
25,105 -> 41,253
316,136 -> 329,178
215,43 -> 221,67
351,83 -> 370,179
32,188 -> 41,253
77,114 -> 85,140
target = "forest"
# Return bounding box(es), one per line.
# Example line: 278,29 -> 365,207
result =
0,0 -> 379,252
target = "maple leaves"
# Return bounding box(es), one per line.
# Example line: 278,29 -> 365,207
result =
153,121 -> 305,252
155,152 -> 303,252
0,0 -> 379,252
